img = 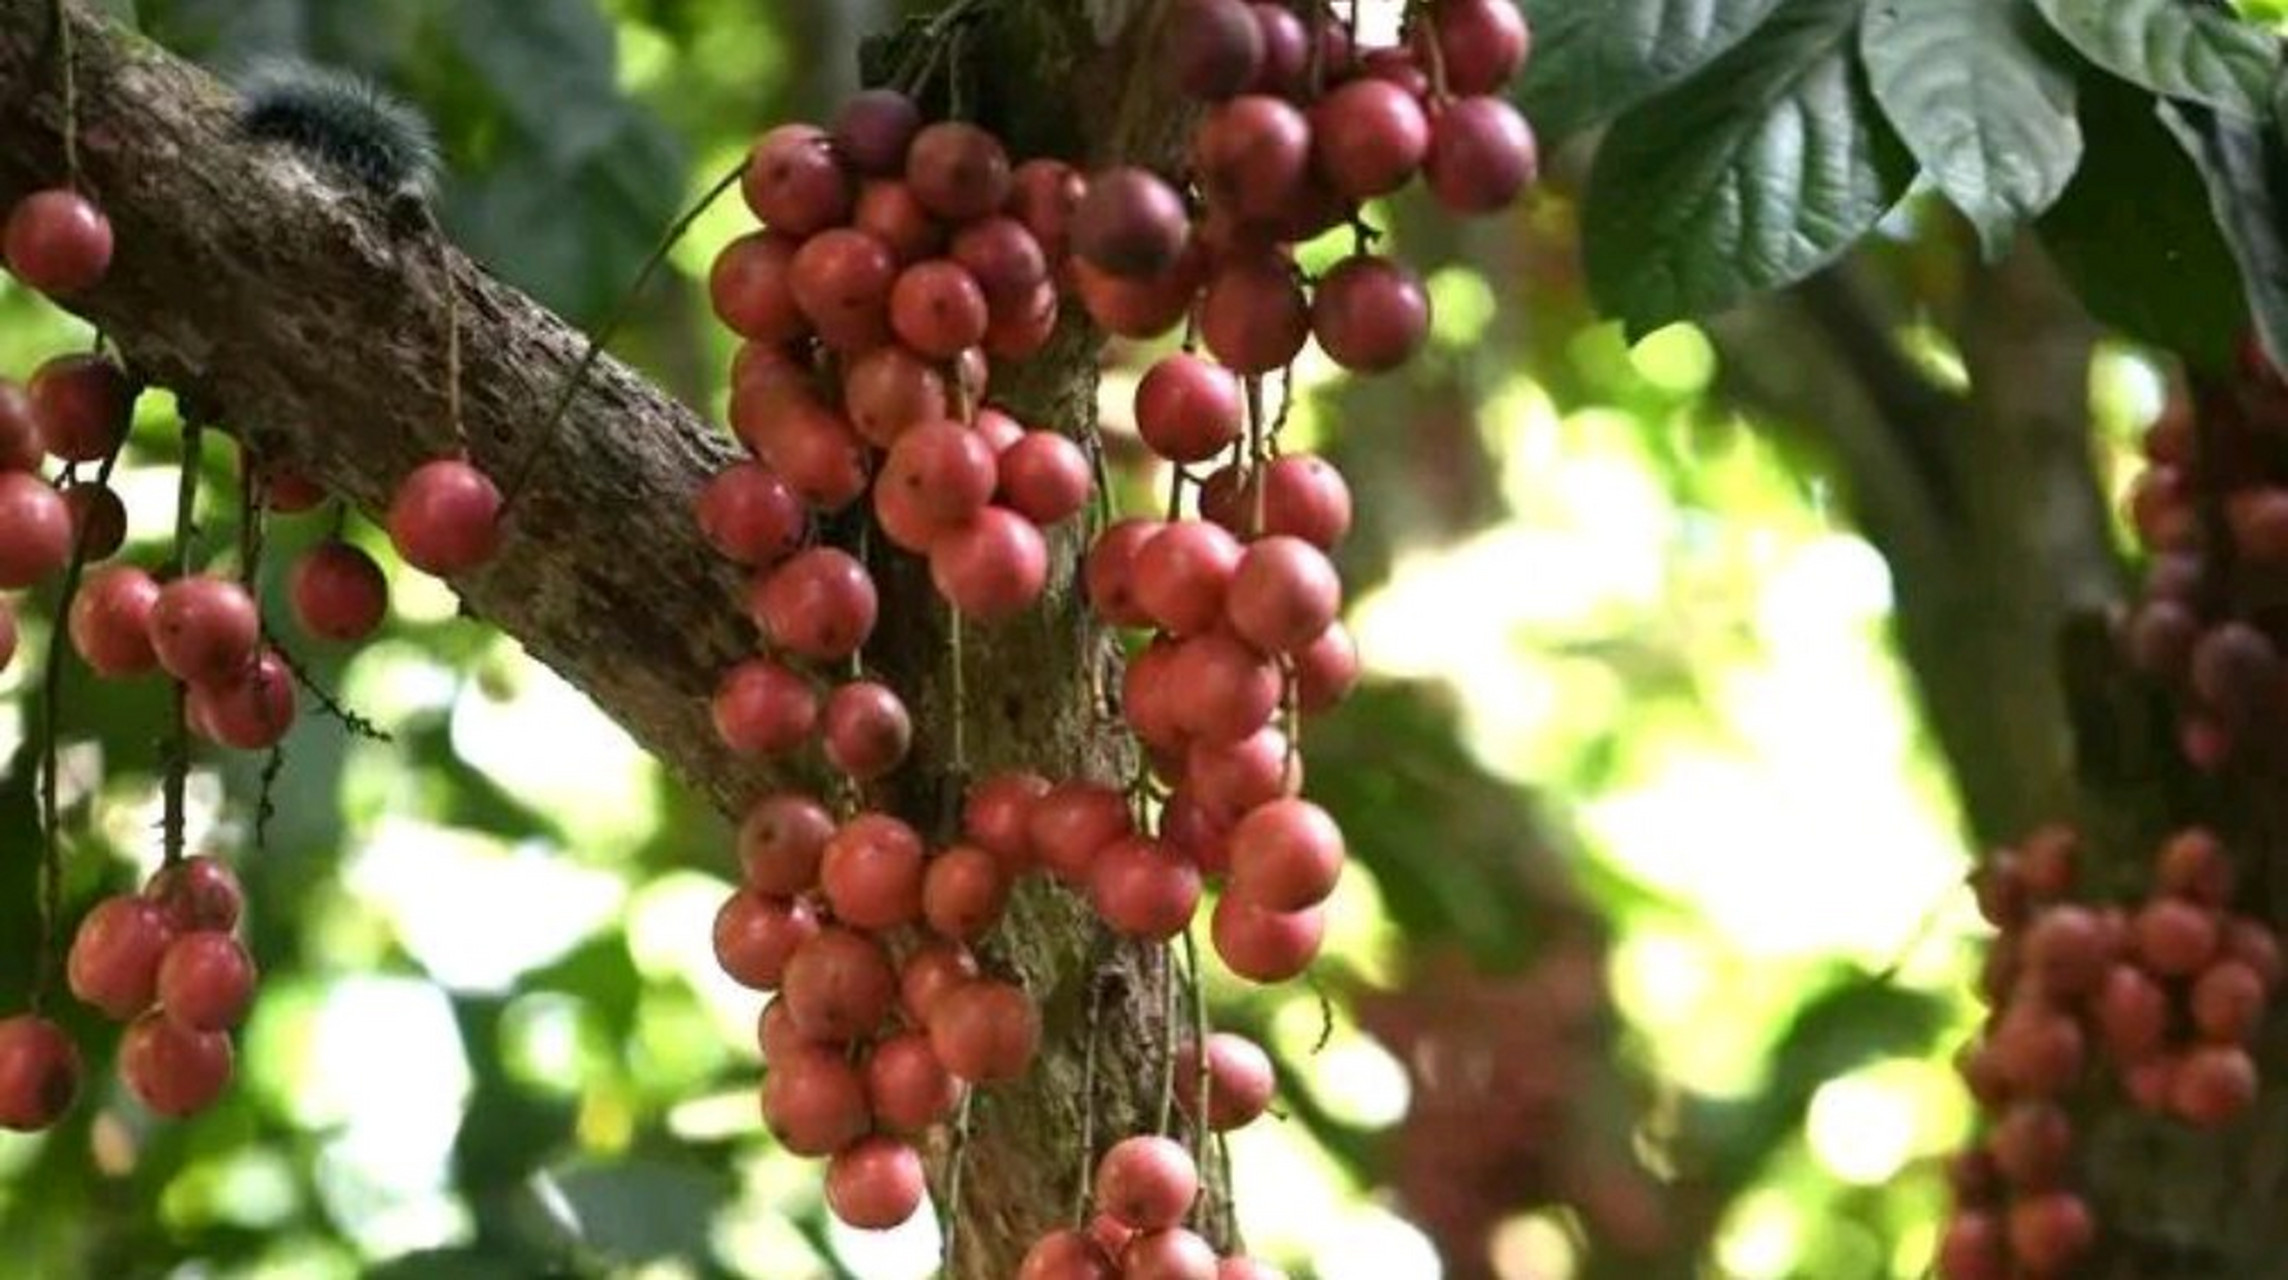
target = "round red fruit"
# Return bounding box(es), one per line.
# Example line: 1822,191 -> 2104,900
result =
760,1047 -> 870,1156
0,471 -> 71,588
827,1136 -> 929,1230
781,927 -> 897,1044
1311,256 -> 1430,374
711,658 -> 818,755
156,931 -> 257,1032
1136,353 -> 1244,464
70,564 -> 161,676
713,891 -> 820,991
387,458 -> 502,576
928,979 -> 1040,1083
1425,97 -> 1537,215
742,124 -> 852,236
753,547 -> 878,662
1095,1134 -> 1199,1231
4,189 -> 113,294
931,506 -> 1050,621
0,1016 -> 81,1131
120,1009 -> 234,1117
290,541 -> 389,643
820,813 -> 927,930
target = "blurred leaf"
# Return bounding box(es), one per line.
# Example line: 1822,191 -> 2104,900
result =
548,1157 -> 736,1264
2158,102 -> 2288,373
442,0 -> 624,165
1583,0 -> 1914,337
1518,0 -> 1787,144
2038,73 -> 2248,369
1860,0 -> 2083,259
2031,0 -> 2278,119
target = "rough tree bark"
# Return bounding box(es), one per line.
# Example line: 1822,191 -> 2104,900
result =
0,2 -> 1199,1275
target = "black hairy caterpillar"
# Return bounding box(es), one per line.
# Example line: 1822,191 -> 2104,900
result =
234,61 -> 440,207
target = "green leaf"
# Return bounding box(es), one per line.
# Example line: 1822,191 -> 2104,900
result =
2031,0 -> 2278,119
2159,102 -> 2288,372
1860,0 -> 2083,258
1519,0 -> 1787,143
1583,0 -> 1914,337
443,0 -> 625,164
2037,73 -> 2248,367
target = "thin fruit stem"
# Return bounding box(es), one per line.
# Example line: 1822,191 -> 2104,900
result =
51,0 -> 79,189
943,1090 -> 978,1269
1244,376 -> 1268,537
501,159 -> 746,508
1072,967 -> 1106,1226
162,412 -> 206,870
1182,926 -> 1212,1223
31,443 -> 123,1012
1155,942 -> 1179,1135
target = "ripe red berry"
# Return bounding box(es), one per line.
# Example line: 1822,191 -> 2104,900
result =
1020,1229 -> 1119,1280
906,122 -> 1013,222
257,463 -> 327,514
1134,522 -> 1245,636
1200,252 -> 1310,375
1228,798 -> 1344,911
822,680 -> 913,781
2171,1043 -> 2259,1126
387,459 -> 502,576
289,541 -> 388,643
923,844 -> 1012,942
1074,168 -> 1193,280
0,1016 -> 81,1132
753,547 -> 878,662
2191,960 -> 2266,1042
2005,1192 -> 2094,1275
1167,632 -> 1282,743
866,1031 -> 965,1132
931,506 -> 1051,620
1177,1032 -> 1275,1131
1196,96 -> 1312,224
1085,518 -> 1166,628
119,1009 -> 235,1117
68,894 -> 174,1020
1427,0 -> 1532,96
150,574 -> 260,685
694,463 -> 806,569
0,471 -> 72,588
855,180 -> 949,265
963,771 -> 1050,873
789,228 -> 898,355
2136,898 -> 2221,976
1292,617 -> 1361,713
900,941 -> 981,1025
1311,255 -> 1431,373
2095,963 -> 2168,1062
830,89 -> 924,177
885,419 -> 1000,527
2022,905 -> 2109,998
61,482 -> 125,561
1210,895 -> 1325,983
1990,1005 -> 2085,1096
0,378 -> 42,471
1311,79 -> 1430,200
1167,0 -> 1264,101
156,932 -> 257,1032
2224,917 -> 2283,988
2156,827 -> 2233,906
782,927 -> 898,1044
826,1135 -> 929,1230
1189,726 -> 1302,823
736,792 -> 834,896
998,430 -> 1092,525
146,857 -> 244,934
890,259 -> 991,358
1425,97 -> 1537,215
954,215 -> 1052,309
1008,159 -> 1087,265
743,124 -> 853,236
709,232 -> 809,345
713,891 -> 820,991
1075,256 -> 1200,340
1934,1210 -> 2005,1280
1028,781 -> 1135,883
757,398 -> 872,511
711,658 -> 819,755
843,344 -> 951,448
193,648 -> 297,750
1137,353 -> 1245,465
760,1046 -> 871,1155
4,188 -> 113,294
1090,837 -> 1205,940
1124,1229 -> 1218,1280
1248,3 -> 1311,96
928,979 -> 1040,1083
1096,1134 -> 1200,1231
985,280 -> 1061,359
821,813 -> 927,930
70,563 -> 162,676
1986,1101 -> 2071,1188
1226,535 -> 1340,654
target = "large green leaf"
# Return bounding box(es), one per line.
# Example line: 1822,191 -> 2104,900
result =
2038,73 -> 2248,368
1519,0 -> 1787,143
2031,0 -> 2278,119
2160,102 -> 2288,372
1860,0 -> 2083,258
1583,0 -> 1914,337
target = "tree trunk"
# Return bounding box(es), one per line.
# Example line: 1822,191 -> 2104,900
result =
0,2 -> 1196,1275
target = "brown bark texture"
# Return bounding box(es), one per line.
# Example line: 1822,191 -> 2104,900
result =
0,1 -> 1200,1275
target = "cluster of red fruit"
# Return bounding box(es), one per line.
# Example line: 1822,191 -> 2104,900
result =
2121,347 -> 2288,769
693,0 -> 1533,1269
1939,825 -> 2283,1277
0,857 -> 252,1131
